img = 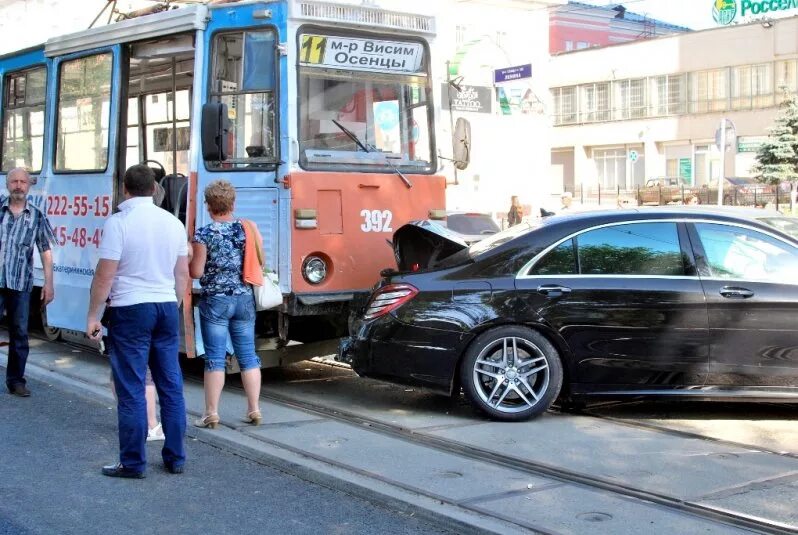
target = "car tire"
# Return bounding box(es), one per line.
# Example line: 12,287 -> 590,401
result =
460,325 -> 563,422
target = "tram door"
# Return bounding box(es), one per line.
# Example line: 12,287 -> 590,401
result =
119,34 -> 194,221
46,46 -> 122,332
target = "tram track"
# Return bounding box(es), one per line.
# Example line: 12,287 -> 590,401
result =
37,333 -> 797,534
223,380 -> 797,535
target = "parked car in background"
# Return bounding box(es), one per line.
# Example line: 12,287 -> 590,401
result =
440,211 -> 500,245
637,177 -> 689,205
340,207 -> 798,421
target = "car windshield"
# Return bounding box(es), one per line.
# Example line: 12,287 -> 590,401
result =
758,217 -> 798,240
444,214 -> 499,235
468,220 -> 543,257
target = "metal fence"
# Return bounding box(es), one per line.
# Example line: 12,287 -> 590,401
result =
564,183 -> 796,212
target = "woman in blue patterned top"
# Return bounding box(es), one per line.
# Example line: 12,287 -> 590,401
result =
189,180 -> 261,428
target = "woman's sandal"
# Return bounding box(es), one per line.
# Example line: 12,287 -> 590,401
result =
244,410 -> 262,426
194,413 -> 220,429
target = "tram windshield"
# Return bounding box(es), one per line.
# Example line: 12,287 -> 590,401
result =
298,32 -> 434,173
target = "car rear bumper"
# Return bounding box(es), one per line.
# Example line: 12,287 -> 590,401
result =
338,314 -> 470,395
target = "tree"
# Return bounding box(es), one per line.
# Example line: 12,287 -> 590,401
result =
754,88 -> 798,185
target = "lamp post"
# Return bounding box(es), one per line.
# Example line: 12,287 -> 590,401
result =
716,118 -> 736,206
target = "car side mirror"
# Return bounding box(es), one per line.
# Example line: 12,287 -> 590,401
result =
201,102 -> 230,161
452,118 -> 471,171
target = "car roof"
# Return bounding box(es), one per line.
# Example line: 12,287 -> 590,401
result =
543,205 -> 783,223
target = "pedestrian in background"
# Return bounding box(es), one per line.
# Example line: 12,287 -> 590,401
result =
1,168 -> 55,397
87,164 -> 189,478
190,180 -> 262,429
507,195 -> 523,227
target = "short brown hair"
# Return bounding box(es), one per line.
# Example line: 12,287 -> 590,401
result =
124,164 -> 155,197
204,179 -> 236,215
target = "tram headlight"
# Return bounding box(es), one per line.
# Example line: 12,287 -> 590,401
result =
303,256 -> 328,285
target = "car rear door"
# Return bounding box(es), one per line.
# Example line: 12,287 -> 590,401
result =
687,221 -> 798,391
515,221 -> 709,391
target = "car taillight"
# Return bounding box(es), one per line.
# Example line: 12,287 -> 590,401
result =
363,283 -> 418,320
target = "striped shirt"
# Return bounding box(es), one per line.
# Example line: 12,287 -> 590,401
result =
0,197 -> 56,292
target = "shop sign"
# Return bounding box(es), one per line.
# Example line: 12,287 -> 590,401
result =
441,84 -> 493,114
713,0 -> 798,26
737,135 -> 768,152
299,34 -> 424,74
679,158 -> 693,184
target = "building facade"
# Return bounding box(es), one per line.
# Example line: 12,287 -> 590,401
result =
550,1 -> 689,54
549,16 -> 798,196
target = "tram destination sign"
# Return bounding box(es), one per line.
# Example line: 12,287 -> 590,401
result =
300,34 -> 424,74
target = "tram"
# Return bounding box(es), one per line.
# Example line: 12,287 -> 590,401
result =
0,0 -> 459,367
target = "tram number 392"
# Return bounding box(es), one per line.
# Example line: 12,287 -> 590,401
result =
360,209 -> 393,233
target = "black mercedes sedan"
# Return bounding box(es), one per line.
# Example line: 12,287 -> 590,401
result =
339,208 -> 798,421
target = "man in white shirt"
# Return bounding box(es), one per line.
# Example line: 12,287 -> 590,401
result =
87,164 -> 190,478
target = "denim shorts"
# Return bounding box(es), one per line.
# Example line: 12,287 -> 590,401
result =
199,293 -> 261,372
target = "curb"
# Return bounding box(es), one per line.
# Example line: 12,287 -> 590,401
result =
15,360 -> 536,535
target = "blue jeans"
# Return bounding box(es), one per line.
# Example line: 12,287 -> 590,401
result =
199,294 -> 260,372
108,302 -> 186,473
2,289 -> 31,389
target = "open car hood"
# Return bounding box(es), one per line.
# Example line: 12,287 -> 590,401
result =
393,221 -> 469,272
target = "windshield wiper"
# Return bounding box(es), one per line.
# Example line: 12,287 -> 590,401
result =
331,119 -> 412,189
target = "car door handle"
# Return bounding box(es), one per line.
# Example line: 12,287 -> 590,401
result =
719,286 -> 754,299
537,285 -> 572,297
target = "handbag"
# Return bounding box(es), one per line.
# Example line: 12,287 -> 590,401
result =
253,272 -> 282,311
241,219 -> 282,310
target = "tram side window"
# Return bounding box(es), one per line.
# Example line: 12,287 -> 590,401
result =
2,66 -> 46,173
208,30 -> 277,169
55,53 -> 113,172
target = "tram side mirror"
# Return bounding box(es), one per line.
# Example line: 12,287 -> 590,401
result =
452,118 -> 471,171
201,102 -> 230,161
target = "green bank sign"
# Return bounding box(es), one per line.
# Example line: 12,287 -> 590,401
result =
714,0 -> 798,25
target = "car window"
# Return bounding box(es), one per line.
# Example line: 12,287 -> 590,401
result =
445,214 -> 499,235
758,217 -> 798,240
694,223 -> 798,284
577,222 -> 685,276
529,239 -> 576,275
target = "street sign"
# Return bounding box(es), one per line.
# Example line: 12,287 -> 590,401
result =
737,136 -> 768,153
715,119 -> 737,152
628,150 -> 639,163
494,64 -> 532,84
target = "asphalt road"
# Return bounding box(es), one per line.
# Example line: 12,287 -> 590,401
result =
0,378 -> 454,535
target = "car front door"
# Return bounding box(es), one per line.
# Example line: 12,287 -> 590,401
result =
688,222 -> 798,391
515,221 -> 709,391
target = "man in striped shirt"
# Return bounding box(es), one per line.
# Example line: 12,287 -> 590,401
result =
1,168 -> 56,397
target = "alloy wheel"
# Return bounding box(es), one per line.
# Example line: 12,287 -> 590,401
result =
472,336 -> 550,414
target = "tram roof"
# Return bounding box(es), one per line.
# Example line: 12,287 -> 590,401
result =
42,1 -> 434,58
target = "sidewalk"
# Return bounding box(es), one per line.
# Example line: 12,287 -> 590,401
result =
4,335 -> 797,534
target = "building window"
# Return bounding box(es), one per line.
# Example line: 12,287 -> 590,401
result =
565,40 -> 574,52
580,82 -> 609,122
552,86 -> 577,125
690,68 -> 728,113
456,25 -> 467,47
732,64 -> 773,109
594,147 -> 627,189
650,75 -> 685,116
776,59 -> 797,93
577,41 -> 590,50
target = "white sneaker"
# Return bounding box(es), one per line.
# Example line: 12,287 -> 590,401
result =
147,423 -> 165,442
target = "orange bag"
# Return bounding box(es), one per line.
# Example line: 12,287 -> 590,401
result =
241,219 -> 264,287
